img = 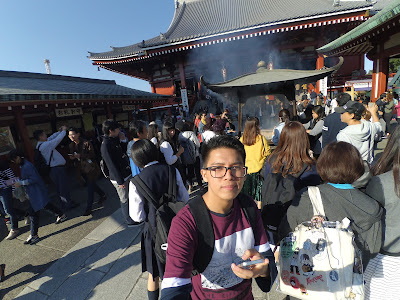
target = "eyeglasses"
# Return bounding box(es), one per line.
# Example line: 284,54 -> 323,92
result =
202,166 -> 247,178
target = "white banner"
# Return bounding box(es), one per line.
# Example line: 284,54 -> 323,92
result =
55,107 -> 83,117
181,88 -> 189,110
319,77 -> 328,96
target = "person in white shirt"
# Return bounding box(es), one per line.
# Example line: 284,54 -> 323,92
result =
33,126 -> 77,212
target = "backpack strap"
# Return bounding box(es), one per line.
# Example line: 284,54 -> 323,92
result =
308,186 -> 326,217
237,193 -> 258,235
188,195 -> 215,274
188,193 -> 258,274
38,143 -> 53,167
131,175 -> 159,210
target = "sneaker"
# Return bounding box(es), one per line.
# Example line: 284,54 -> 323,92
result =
55,214 -> 67,224
5,229 -> 19,240
127,221 -> 144,228
24,235 -> 40,245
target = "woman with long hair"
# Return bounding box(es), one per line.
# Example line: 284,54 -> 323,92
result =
272,109 -> 290,146
160,121 -> 184,168
279,142 -> 383,269
240,117 -> 270,208
304,105 -> 325,156
148,122 -> 160,147
263,122 -> 320,244
364,126 -> 400,299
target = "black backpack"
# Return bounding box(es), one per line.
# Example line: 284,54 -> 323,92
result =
132,165 -> 258,273
131,165 -> 181,265
179,136 -> 196,165
261,167 -> 307,235
33,143 -> 53,177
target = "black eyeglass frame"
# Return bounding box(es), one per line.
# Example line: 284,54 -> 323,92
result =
202,166 -> 248,178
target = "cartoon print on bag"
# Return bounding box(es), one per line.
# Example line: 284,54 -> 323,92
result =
290,277 -> 300,289
281,270 -> 290,285
303,239 -> 312,250
281,235 -> 297,259
300,284 -> 308,295
329,270 -> 339,282
300,254 -> 314,276
290,248 -> 300,275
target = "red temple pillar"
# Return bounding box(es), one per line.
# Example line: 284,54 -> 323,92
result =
316,54 -> 324,94
371,54 -> 389,101
179,58 -> 186,89
14,109 -> 34,162
105,104 -> 113,119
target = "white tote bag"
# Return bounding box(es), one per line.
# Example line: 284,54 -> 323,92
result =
277,186 -> 364,300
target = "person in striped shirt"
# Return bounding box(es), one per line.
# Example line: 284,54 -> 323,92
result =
161,136 -> 277,300
0,160 -> 20,240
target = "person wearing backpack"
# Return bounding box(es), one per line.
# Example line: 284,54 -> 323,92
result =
240,117 -> 270,208
8,149 -> 67,245
161,135 -> 277,300
33,126 -> 78,213
176,121 -> 202,193
128,139 -> 189,300
279,142 -> 383,268
364,126 -> 400,300
262,121 -> 320,245
100,120 -> 136,226
159,122 -> 184,173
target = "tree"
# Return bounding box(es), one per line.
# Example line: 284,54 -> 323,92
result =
389,58 -> 400,74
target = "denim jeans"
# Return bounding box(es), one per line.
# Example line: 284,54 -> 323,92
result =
27,201 -> 63,236
111,180 -> 134,225
0,187 -> 18,230
50,166 -> 72,212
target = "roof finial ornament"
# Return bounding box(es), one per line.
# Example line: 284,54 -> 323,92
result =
160,33 -> 165,40
141,40 -> 145,47
175,0 -> 179,9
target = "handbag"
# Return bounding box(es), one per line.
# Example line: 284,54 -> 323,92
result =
277,186 -> 364,300
80,159 -> 98,175
13,186 -> 29,202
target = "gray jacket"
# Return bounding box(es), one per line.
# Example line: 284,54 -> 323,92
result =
279,183 -> 383,266
366,171 -> 400,255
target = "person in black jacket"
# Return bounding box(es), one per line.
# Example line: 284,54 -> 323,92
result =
100,120 -> 137,226
321,92 -> 349,148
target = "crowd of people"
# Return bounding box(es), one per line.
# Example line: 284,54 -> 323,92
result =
0,90 -> 399,299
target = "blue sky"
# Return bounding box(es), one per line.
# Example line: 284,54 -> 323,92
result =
0,0 -> 175,92
0,0 -> 373,93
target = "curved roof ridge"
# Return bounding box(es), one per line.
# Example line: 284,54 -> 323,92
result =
164,2 -> 186,39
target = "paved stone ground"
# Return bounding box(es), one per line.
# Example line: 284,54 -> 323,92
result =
0,174 -> 121,300
1,124 -> 395,300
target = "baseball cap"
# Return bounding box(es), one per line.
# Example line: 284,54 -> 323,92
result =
335,101 -> 365,117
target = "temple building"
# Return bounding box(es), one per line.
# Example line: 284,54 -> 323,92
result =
89,0 -> 390,108
318,0 -> 400,100
0,70 -> 168,161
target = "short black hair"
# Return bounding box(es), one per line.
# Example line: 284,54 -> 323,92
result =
201,135 -> 245,167
129,120 -> 147,139
8,149 -> 24,162
130,139 -> 159,168
102,119 -> 119,136
337,93 -> 351,107
68,127 -> 79,134
33,130 -> 45,141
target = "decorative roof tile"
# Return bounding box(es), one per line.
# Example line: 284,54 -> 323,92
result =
89,0 -> 386,60
0,70 -> 167,101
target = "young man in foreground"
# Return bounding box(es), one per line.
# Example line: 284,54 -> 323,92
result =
161,136 -> 277,300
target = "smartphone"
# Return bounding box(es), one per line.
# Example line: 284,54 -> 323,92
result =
68,154 -> 73,156
368,102 -> 374,108
237,259 -> 265,269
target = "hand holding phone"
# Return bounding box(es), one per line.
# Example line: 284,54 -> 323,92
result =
237,259 -> 265,269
